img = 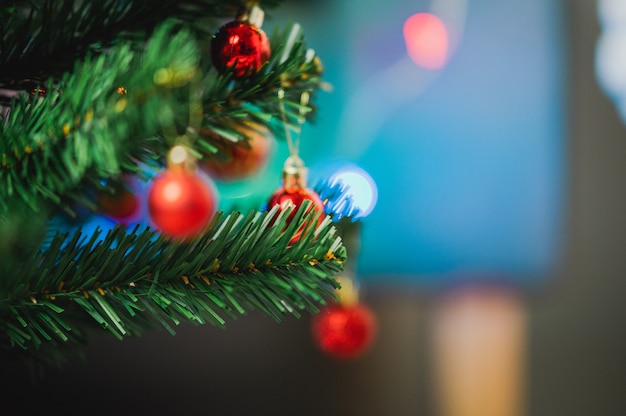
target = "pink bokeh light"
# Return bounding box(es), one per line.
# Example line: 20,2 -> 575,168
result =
403,12 -> 449,69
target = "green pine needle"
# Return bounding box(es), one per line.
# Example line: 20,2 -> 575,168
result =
0,0 -> 346,370
0,204 -> 345,357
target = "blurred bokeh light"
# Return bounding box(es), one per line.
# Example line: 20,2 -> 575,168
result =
329,164 -> 378,219
403,12 -> 449,69
596,0 -> 626,123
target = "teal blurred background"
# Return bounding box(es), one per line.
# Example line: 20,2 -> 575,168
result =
274,0 -> 568,289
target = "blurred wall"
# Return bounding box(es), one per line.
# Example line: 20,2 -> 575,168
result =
526,0 -> 626,414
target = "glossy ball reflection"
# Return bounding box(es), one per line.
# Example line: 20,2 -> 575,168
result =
211,20 -> 270,78
267,186 -> 324,226
147,169 -> 217,240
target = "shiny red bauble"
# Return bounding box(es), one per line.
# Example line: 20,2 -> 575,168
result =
267,186 -> 325,240
311,303 -> 378,360
147,169 -> 217,240
211,20 -> 271,78
203,123 -> 273,181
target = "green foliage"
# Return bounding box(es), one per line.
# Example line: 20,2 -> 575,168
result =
0,0 -> 270,83
0,0 -> 346,367
0,204 -> 345,363
1,16 -> 324,216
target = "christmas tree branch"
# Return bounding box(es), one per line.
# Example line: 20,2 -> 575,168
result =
0,0 -> 282,87
0,203 -> 345,358
1,18 -> 324,216
1,21 -> 199,213
198,22 -> 326,152
0,0 -> 346,371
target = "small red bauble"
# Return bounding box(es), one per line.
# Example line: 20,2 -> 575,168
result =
203,123 -> 273,181
267,186 -> 324,225
267,185 -> 325,243
211,20 -> 271,78
266,156 -> 325,242
98,180 -> 141,224
147,169 -> 217,240
311,303 -> 378,360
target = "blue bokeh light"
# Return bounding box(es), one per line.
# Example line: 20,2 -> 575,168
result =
328,165 -> 378,219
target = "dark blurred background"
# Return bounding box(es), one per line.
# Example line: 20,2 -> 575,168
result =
3,0 -> 626,415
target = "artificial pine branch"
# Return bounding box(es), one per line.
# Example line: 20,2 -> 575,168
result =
0,0 -> 348,370
1,19 -> 324,216
0,0 -> 284,87
0,203 -> 345,361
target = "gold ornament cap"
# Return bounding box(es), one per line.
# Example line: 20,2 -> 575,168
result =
167,144 -> 197,173
282,155 -> 308,193
237,3 -> 264,27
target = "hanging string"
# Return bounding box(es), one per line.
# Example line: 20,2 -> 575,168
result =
277,88 -> 310,160
167,70 -> 204,171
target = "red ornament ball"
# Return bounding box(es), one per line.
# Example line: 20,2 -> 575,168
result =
147,169 -> 217,240
203,123 -> 273,181
211,20 -> 270,78
267,186 -> 324,226
311,303 -> 378,360
267,185 -> 325,242
98,180 -> 141,224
